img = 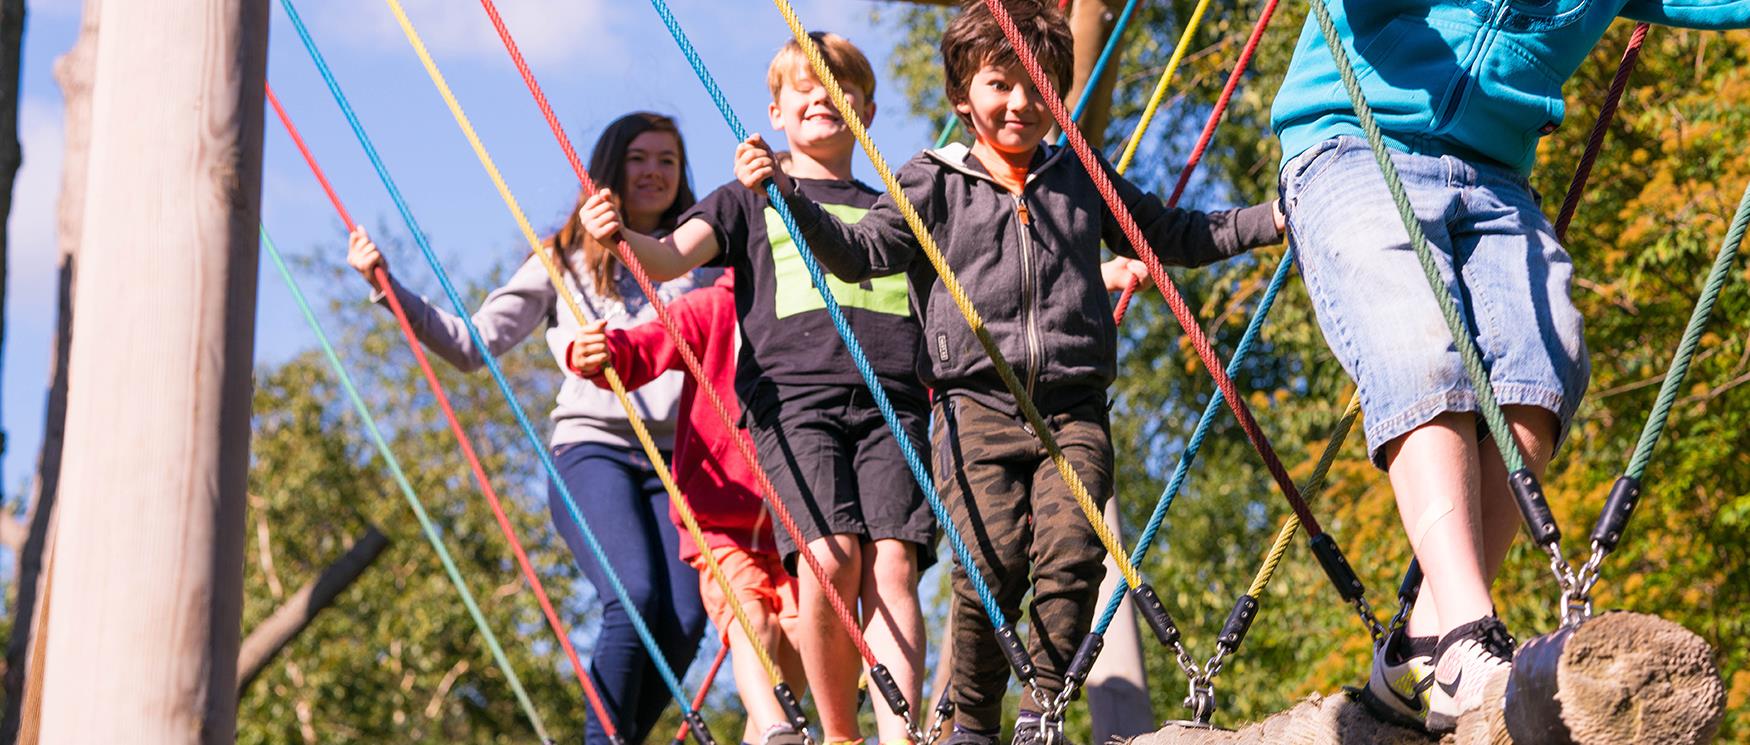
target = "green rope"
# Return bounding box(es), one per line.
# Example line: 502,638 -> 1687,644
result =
261,226 -> 552,742
1305,0 -> 1527,473
1626,179 -> 1750,479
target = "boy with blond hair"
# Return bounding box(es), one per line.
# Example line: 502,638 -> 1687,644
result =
581,32 -> 931,745
735,2 -> 1285,743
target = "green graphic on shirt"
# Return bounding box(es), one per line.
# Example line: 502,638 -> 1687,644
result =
766,203 -> 912,320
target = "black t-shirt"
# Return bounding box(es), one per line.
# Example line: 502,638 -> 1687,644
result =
684,177 -> 925,403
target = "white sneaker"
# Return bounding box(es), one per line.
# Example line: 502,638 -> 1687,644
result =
1427,616 -> 1515,733
1360,628 -> 1436,727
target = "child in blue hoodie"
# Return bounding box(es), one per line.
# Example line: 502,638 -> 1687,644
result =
1271,0 -> 1750,732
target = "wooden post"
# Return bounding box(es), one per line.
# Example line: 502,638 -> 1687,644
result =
1086,497 -> 1153,742
33,0 -> 267,741
3,3 -> 100,740
1062,0 -> 1128,149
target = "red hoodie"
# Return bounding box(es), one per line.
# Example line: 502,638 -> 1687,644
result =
576,272 -> 772,560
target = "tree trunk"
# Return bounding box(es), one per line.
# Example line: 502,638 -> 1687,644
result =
1086,498 -> 1153,742
2,1 -> 99,739
1128,612 -> 1723,745
1062,0 -> 1127,149
236,527 -> 389,693
33,0 -> 267,740
0,0 -> 23,487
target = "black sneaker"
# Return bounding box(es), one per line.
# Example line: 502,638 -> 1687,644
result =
1359,627 -> 1437,727
1427,615 -> 1515,733
943,725 -> 1000,745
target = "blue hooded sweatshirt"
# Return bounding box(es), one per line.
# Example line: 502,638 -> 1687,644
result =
1271,0 -> 1750,175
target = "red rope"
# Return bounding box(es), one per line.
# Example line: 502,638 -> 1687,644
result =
669,641 -> 732,745
265,84 -> 622,737
1113,0 -> 1284,322
978,0 -> 1324,535
1553,22 -> 1649,242
475,0 -> 884,668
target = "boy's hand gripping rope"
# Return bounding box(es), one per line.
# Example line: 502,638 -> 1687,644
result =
755,0 -> 1160,622
276,3 -> 720,741
259,228 -> 556,745
265,83 -> 621,743
464,0 -> 929,735
975,0 -> 1371,645
639,0 -> 1039,721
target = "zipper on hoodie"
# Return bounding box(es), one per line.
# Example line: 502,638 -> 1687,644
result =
1013,193 -> 1043,400
1432,1 -> 1512,134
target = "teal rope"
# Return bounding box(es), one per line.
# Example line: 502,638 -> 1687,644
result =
260,226 -> 552,743
1305,0 -> 1526,473
1057,0 -> 1143,147
1626,178 -> 1750,479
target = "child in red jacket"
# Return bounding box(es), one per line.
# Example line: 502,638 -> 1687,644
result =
570,271 -> 806,745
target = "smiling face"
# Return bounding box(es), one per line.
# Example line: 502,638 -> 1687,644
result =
956,60 -> 1052,157
618,130 -> 683,232
768,71 -> 874,157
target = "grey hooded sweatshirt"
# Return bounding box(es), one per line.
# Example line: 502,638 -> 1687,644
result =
374,251 -> 710,450
783,142 -> 1282,416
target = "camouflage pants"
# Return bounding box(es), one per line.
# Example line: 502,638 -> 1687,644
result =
932,394 -> 1114,731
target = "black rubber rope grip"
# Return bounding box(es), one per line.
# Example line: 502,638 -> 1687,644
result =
1309,533 -> 1365,602
1132,584 -> 1182,647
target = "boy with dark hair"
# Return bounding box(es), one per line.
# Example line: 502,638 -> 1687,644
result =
736,2 -> 1285,743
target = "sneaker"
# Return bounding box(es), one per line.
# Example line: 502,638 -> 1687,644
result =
759,725 -> 809,745
1010,713 -> 1074,745
1426,616 -> 1516,733
943,726 -> 1000,745
1359,628 -> 1437,727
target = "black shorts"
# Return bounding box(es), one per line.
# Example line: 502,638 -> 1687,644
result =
745,382 -> 938,574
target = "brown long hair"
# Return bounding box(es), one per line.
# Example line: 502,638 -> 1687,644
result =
552,112 -> 697,301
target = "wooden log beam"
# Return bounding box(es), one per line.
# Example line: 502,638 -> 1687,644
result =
33,0 -> 268,740
1128,612 -> 1723,745
236,526 -> 390,693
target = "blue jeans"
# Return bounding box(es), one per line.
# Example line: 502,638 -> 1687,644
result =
1281,136 -> 1591,468
550,442 -> 705,745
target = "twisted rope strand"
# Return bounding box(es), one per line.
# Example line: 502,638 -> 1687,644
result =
265,83 -> 616,735
1554,23 -> 1649,242
1113,0 -> 1217,173
260,227 -> 552,742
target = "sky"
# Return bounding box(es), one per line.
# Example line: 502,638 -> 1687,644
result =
3,0 -> 944,496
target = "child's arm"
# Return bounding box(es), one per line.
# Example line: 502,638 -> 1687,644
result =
736,135 -> 925,283
579,191 -> 720,281
1621,0 -> 1750,29
1105,164 -> 1284,268
349,226 -> 554,373
568,286 -> 716,391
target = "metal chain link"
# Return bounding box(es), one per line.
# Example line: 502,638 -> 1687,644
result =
1351,595 -> 1387,643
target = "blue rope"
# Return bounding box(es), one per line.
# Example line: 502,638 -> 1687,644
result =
276,0 -> 697,712
1094,248 -> 1296,633
260,226 -> 553,742
639,0 -> 1007,627
1056,0 -> 1143,148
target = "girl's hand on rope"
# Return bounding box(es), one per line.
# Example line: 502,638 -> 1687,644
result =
1102,257 -> 1152,293
580,189 -> 624,243
567,319 -> 611,378
1273,197 -> 1288,234
736,134 -> 792,195
347,226 -> 388,290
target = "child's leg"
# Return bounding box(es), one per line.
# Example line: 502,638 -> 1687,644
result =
797,534 -> 864,742
849,393 -> 936,743
1477,406 -> 1559,582
933,397 -> 1037,732
695,547 -> 793,742
859,539 -> 925,744
1385,414 -> 1489,637
1020,404 -> 1114,713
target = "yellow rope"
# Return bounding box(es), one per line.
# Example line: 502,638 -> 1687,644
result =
1114,0 -> 1218,174
766,0 -> 1143,589
382,0 -> 783,687
1246,393 -> 1361,598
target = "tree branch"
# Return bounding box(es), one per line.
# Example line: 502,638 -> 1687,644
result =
236,526 -> 390,693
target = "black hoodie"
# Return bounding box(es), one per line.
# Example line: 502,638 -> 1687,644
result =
784,142 -> 1282,416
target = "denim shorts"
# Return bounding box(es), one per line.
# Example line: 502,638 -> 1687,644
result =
1280,136 -> 1590,468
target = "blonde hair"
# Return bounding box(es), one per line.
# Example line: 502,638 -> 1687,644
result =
767,31 -> 876,102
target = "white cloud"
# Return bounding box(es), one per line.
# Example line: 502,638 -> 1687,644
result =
8,97 -> 65,309
322,0 -> 624,69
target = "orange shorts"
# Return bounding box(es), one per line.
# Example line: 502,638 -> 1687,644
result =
689,545 -> 800,641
